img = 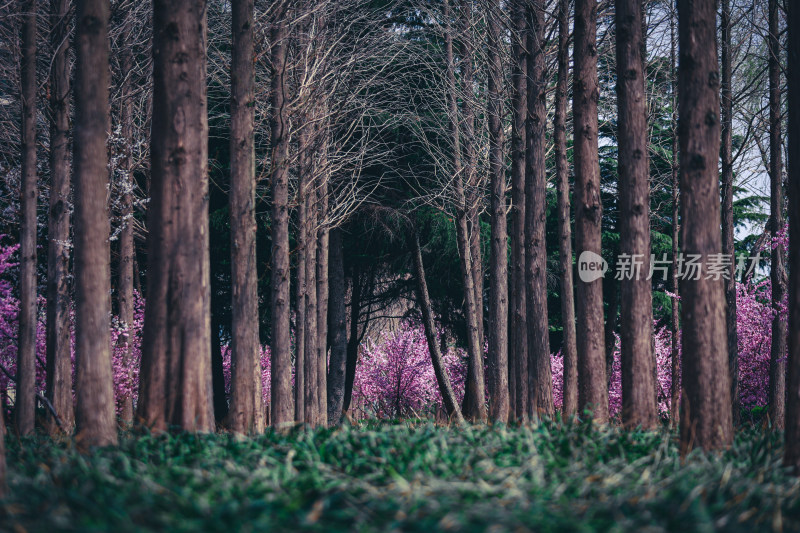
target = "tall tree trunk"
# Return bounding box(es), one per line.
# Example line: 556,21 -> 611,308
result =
525,0 -> 553,419
768,0 -> 786,430
74,0 -> 117,447
16,0 -> 37,437
294,157 -> 307,424
413,232 -> 466,425
486,0 -> 509,424
616,0 -> 656,429
342,263 -> 361,413
137,0 -> 213,433
445,0 -> 486,422
555,0 -> 577,418
269,5 -> 293,429
783,0 -> 800,472
316,173 -> 329,426
116,10 -> 135,426
573,0 -> 608,422
46,0 -> 74,435
677,0 -> 732,452
326,228 -> 347,423
669,0 -> 680,428
229,0 -> 264,434
720,0 -> 739,428
303,164 -> 319,425
509,0 -> 528,423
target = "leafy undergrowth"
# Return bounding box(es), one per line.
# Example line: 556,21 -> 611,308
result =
2,421 -> 799,532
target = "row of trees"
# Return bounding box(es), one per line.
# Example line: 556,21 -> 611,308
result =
1,0 -> 799,490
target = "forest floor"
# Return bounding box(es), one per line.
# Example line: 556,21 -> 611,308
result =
1,419 -> 797,532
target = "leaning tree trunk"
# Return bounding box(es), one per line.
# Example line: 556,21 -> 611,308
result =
445,0 -> 486,422
16,0 -> 37,437
269,5 -> 293,429
326,228 -> 347,423
412,232 -> 466,425
768,0 -> 786,430
573,0 -> 608,422
525,0 -> 553,419
229,0 -> 264,434
116,13 -> 136,426
784,0 -> 800,472
509,0 -> 528,423
486,0 -> 509,424
677,0 -> 732,452
137,0 -> 213,433
46,0 -> 74,435
720,0 -> 739,428
74,0 -> 117,447
616,0 -> 656,429
555,0 -> 577,418
669,1 -> 680,428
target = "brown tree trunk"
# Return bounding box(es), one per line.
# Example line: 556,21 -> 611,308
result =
413,232 -> 466,425
669,1 -> 680,428
269,5 -> 293,429
16,0 -> 37,437
294,160 -> 307,424
326,228 -> 347,423
46,0 -> 74,435
445,0 -> 486,422
316,174 -> 329,427
555,0 -> 577,418
784,0 -> 800,472
137,0 -> 213,433
616,0 -> 656,429
303,164 -> 319,425
677,0 -> 732,452
486,0 -> 508,424
525,0 -> 553,419
509,0 -> 528,423
720,0 -> 739,428
116,9 -> 135,426
573,0 -> 608,422
768,0 -> 786,430
73,0 -> 117,447
229,0 -> 264,434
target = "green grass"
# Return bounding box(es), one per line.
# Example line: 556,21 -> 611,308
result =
2,420 -> 799,532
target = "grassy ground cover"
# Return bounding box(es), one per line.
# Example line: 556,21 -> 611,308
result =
1,420 -> 798,532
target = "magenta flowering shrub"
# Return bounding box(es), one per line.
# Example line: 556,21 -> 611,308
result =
110,293 -> 145,415
351,323 -> 466,419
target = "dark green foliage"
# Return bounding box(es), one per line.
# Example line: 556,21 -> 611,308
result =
3,423 -> 800,531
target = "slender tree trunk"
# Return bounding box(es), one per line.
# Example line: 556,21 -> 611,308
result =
16,0 -> 37,437
413,232 -> 466,425
342,264 -> 361,413
294,158 -> 307,423
768,0 -> 786,430
229,0 -> 264,434
445,0 -> 486,422
669,1 -> 680,428
269,6 -> 293,429
46,0 -> 74,435
616,0 -> 656,429
555,0 -> 577,418
677,0 -> 732,452
509,0 -> 528,423
74,0 -> 117,447
573,0 -> 608,422
137,0 -> 213,433
117,14 -> 135,426
720,0 -> 739,428
525,0 -> 553,419
486,0 -> 508,424
303,165 -> 319,425
783,0 -> 800,472
326,228 -> 347,423
316,173 -> 329,426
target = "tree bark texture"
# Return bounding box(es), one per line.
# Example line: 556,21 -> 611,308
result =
326,228 -> 347,423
